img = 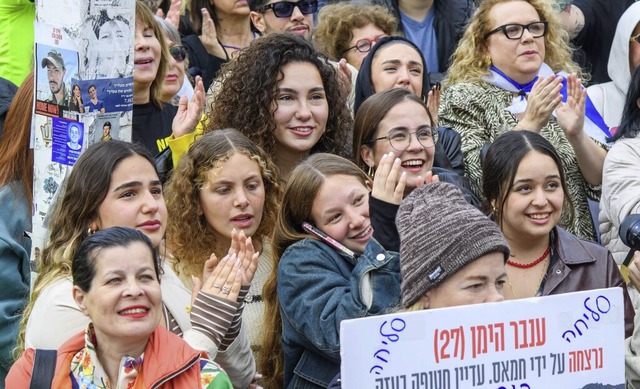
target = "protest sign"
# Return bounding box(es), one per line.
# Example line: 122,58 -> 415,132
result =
340,288 -> 624,388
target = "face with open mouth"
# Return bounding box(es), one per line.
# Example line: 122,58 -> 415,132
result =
272,61 -> 328,158
133,22 -> 161,88
73,242 -> 162,346
361,99 -> 435,192
500,150 -> 564,242
311,174 -> 373,255
198,153 -> 266,243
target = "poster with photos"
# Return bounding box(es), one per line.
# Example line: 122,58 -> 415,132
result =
31,0 -> 134,263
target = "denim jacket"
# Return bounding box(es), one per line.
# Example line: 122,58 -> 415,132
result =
278,237 -> 400,388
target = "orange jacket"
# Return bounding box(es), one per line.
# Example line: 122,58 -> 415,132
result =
7,326 -> 205,388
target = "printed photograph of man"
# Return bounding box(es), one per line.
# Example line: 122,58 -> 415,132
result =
87,84 -> 105,113
101,121 -> 112,141
66,122 -> 82,150
41,50 -> 70,107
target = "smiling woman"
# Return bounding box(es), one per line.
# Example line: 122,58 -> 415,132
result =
260,153 -> 406,388
8,227 -> 233,388
481,130 -> 633,337
206,33 -> 352,181
439,0 -> 607,241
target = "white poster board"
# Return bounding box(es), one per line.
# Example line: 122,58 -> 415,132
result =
340,288 -> 625,388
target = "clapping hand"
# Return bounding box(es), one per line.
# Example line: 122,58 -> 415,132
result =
555,73 -> 586,139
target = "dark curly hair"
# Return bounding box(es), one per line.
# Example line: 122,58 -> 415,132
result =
205,33 -> 353,162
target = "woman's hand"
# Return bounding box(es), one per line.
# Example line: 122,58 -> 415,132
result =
427,83 -> 441,126
555,73 -> 586,139
226,229 -> 259,287
199,8 -> 227,59
415,170 -> 439,189
156,0 -> 181,28
335,59 -> 352,100
517,74 -> 563,132
192,253 -> 242,303
172,75 -> 205,138
371,152 -> 406,205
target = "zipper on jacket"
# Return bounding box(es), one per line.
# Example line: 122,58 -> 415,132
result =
150,354 -> 200,388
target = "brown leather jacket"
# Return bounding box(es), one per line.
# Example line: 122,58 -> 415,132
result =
543,227 -> 634,338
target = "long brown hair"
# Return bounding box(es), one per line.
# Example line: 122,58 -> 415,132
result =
260,153 -> 368,388
136,0 -> 169,109
0,72 -> 35,203
16,141 -> 157,356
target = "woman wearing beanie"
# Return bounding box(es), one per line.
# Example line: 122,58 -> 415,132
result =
261,153 -> 404,389
482,130 -> 633,337
396,181 -> 510,310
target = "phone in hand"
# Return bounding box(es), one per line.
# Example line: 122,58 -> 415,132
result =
302,222 -> 356,259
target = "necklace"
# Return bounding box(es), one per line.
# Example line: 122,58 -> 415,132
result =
507,258 -> 548,299
506,246 -> 551,269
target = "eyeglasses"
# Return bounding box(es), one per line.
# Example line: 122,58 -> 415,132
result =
485,21 -> 548,40
368,127 -> 437,151
630,33 -> 640,44
342,34 -> 388,55
257,0 -> 318,18
169,45 -> 188,62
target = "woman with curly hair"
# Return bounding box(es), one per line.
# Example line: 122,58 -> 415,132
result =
165,129 -> 281,370
439,0 -> 606,241
313,3 -> 397,70
203,33 -> 352,181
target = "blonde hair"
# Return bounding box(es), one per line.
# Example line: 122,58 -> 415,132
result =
446,0 -> 585,85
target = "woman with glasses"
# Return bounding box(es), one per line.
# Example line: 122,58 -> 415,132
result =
439,0 -> 605,241
355,35 -> 466,176
156,16 -> 194,106
586,2 -> 640,134
313,3 -> 397,70
353,88 -> 479,251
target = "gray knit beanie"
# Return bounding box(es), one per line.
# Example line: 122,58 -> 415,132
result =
397,182 -> 510,308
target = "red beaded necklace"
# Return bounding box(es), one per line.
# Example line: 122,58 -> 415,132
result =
506,246 -> 551,269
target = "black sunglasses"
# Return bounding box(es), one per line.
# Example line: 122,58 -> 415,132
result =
257,0 -> 318,18
169,45 -> 187,62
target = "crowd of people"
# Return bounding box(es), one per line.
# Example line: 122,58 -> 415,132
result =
1,0 -> 640,387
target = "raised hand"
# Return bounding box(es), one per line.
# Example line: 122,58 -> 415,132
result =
414,170 -> 440,189
371,152 -> 406,205
171,75 -> 205,138
192,253 -> 242,303
555,73 -> 586,138
227,229 -> 259,287
199,8 -> 226,59
426,82 -> 441,126
518,74 -> 563,132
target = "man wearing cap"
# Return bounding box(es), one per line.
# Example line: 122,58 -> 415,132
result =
41,50 -> 70,107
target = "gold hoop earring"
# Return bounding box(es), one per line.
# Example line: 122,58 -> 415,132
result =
486,56 -> 492,67
367,165 -> 375,178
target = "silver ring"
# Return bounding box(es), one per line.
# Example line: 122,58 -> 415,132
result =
221,286 -> 230,295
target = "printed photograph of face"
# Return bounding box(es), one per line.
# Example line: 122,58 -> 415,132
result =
67,122 -> 83,151
36,44 -> 79,108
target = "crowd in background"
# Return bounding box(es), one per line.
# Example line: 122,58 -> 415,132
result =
1,0 -> 640,387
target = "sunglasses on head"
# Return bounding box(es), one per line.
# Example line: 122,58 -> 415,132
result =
169,45 -> 187,62
257,0 -> 318,18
